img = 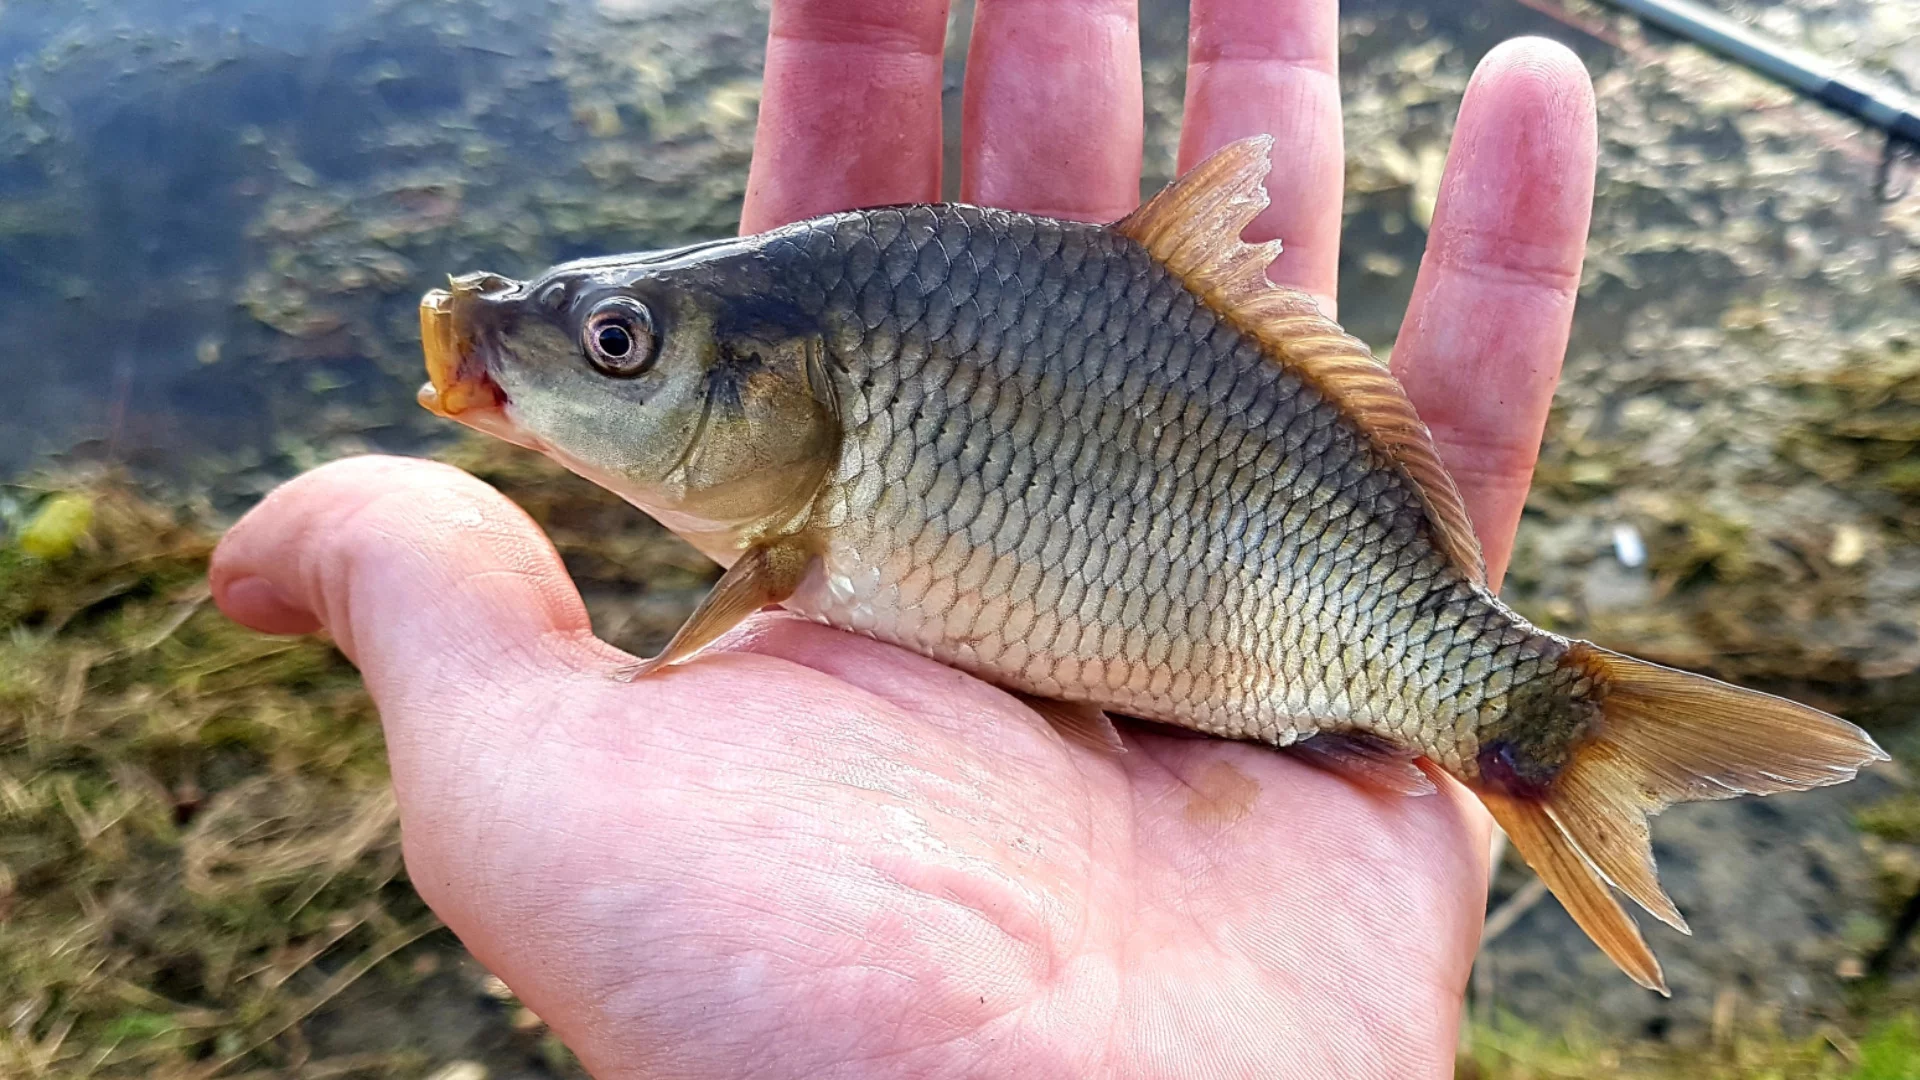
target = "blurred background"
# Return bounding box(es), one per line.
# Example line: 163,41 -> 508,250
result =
0,0 -> 1917,1076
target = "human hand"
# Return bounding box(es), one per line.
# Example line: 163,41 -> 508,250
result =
211,2 -> 1597,1076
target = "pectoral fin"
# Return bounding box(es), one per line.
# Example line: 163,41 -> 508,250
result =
615,541 -> 812,681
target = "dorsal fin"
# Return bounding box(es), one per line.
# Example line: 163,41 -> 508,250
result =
1114,136 -> 1486,582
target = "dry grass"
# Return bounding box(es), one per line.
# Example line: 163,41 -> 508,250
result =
0,443 -> 695,1077
0,473 -> 441,1078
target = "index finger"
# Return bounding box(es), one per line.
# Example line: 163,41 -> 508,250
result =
959,0 -> 1145,223
741,0 -> 952,233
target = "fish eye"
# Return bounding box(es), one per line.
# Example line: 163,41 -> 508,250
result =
581,297 -> 657,377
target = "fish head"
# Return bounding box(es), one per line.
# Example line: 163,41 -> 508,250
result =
418,250 -> 840,552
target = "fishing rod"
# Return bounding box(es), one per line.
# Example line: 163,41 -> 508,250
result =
1591,0 -> 1920,200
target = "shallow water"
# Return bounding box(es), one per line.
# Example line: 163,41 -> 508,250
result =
2,0 -> 1905,490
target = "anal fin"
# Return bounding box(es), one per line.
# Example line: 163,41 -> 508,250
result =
1020,695 -> 1127,756
1286,731 -> 1437,797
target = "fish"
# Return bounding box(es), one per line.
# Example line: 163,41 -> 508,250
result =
416,136 -> 1886,993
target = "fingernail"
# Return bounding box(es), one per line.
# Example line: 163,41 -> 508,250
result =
221,575 -> 322,634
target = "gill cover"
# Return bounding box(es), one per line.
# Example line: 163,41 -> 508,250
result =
650,298 -> 843,536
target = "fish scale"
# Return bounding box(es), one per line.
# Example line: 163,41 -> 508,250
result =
771,202 -> 1523,761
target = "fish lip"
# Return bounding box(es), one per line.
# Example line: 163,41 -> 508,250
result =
425,393 -> 550,453
419,274 -> 516,418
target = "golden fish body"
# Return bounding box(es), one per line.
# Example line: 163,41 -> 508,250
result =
418,137 -> 1884,993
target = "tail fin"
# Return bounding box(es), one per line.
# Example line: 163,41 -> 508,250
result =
1475,645 -> 1887,995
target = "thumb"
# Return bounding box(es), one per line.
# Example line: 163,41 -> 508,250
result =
211,457 -> 662,1002
210,455 -> 609,707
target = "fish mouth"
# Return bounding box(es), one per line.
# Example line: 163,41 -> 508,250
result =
418,273 -> 512,419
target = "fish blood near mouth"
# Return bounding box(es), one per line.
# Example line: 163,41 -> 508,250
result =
418,135 -> 1888,994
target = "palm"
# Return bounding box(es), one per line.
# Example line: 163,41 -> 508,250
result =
429,616 -> 1483,1077
212,2 -> 1598,1077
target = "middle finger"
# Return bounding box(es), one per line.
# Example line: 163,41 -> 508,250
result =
1180,0 -> 1343,314
961,0 -> 1144,222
